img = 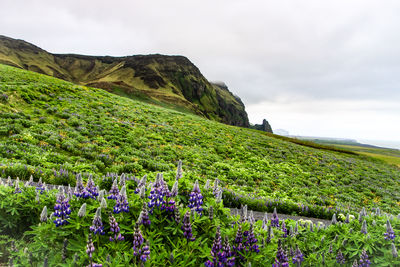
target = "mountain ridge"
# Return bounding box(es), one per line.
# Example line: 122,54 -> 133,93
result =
0,35 -> 249,127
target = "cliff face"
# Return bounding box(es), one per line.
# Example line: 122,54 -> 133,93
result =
0,35 -> 249,127
252,119 -> 273,133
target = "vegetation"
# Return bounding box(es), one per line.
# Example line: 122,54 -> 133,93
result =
0,64 -> 399,265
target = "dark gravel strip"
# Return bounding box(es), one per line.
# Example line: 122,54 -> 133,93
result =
230,208 -> 331,226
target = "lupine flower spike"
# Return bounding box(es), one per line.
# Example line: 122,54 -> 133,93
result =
392,243 -> 398,258
361,220 -> 368,234
109,214 -> 124,242
271,207 -> 280,227
384,220 -> 395,240
86,175 -> 98,199
292,245 -> 304,266
40,206 -> 48,222
86,234 -> 102,267
78,203 -> 87,218
176,160 -> 183,180
182,211 -> 195,241
53,190 -> 71,227
108,179 -> 119,200
139,202 -> 151,226
90,207 -> 105,235
273,239 -> 289,267
114,186 -> 129,214
331,213 -> 337,225
359,249 -> 371,267
188,180 -> 203,216
336,250 -> 345,264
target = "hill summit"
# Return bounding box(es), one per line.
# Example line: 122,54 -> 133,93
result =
0,35 -> 249,127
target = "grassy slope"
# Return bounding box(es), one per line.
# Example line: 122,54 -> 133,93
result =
0,64 -> 400,213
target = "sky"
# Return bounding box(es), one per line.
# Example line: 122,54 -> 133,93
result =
1,0 -> 400,147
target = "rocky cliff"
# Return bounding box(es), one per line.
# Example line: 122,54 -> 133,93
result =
0,35 -> 249,127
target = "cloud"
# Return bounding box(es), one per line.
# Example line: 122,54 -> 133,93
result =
1,0 -> 399,141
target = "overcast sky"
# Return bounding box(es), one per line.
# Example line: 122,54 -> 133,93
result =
2,0 -> 400,147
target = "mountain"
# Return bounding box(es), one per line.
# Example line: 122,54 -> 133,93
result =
251,119 -> 273,133
0,35 -> 249,127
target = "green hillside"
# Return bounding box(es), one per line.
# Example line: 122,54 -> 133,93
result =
1,64 -> 400,266
1,63 -> 399,214
0,35 -> 250,127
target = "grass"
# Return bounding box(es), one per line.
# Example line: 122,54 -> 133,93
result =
0,63 -> 400,215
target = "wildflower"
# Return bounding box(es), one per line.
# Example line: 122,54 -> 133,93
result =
140,241 -> 151,262
86,234 -> 102,267
133,224 -> 150,263
361,220 -> 368,234
148,174 -> 170,212
262,212 -> 268,230
336,250 -> 345,264
204,179 -> 210,190
182,211 -> 195,241
40,206 -> 48,222
119,173 -> 126,187
240,204 -> 248,223
392,243 -> 398,258
353,259 -> 359,267
114,186 -> 129,214
100,197 -> 107,209
266,225 -> 274,243
74,175 -> 89,199
53,191 -> 71,227
26,175 -> 34,186
89,208 -> 105,235
171,181 -> 179,197
271,207 -> 280,227
134,175 -> 147,194
86,175 -> 98,199
292,245 -> 304,266
375,207 -> 381,216
176,160 -> 183,180
138,202 -> 151,226
359,249 -> 371,267
281,221 -> 288,238
331,213 -> 337,225
62,239 -> 68,263
98,189 -> 105,201
108,179 -> 119,200
345,213 -> 350,223
78,203 -> 87,218
213,179 -> 219,196
215,189 -> 223,204
109,214 -> 124,242
384,220 -> 395,240
14,179 -> 21,193
248,210 -> 255,225
212,226 -> 223,257
246,224 -> 259,252
174,206 -> 181,224
208,206 -> 214,221
273,239 -> 289,267
139,186 -> 146,199
188,180 -> 203,216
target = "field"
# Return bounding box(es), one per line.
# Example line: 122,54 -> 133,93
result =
0,64 -> 399,266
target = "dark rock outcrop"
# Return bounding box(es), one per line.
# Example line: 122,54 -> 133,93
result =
252,119 -> 273,133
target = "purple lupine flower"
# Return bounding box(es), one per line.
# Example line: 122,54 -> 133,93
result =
246,224 -> 259,253
188,180 -> 203,216
140,241 -> 151,262
86,175 -> 98,199
392,243 -> 398,258
90,208 -> 105,235
266,225 -> 274,243
361,220 -> 368,235
273,239 -> 289,267
292,245 -> 304,266
108,179 -> 119,200
271,207 -> 280,228
74,175 -> 90,198
384,220 -> 396,240
138,202 -> 151,226
86,234 -> 102,267
53,191 -> 71,227
133,224 -> 144,257
109,214 -> 124,242
148,174 -> 168,212
281,221 -> 288,238
262,212 -> 268,230
213,179 -> 219,197
359,249 -> 371,267
113,186 -> 129,214
132,223 -> 150,263
182,211 -> 195,241
336,250 -> 345,264
176,160 -> 183,181
171,181 -> 179,197
211,226 -> 223,257
36,177 -> 45,194
14,179 -> 21,194
134,175 -> 147,194
232,224 -> 245,261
